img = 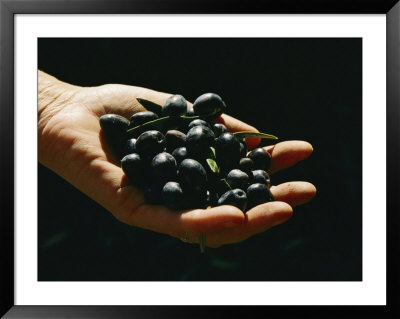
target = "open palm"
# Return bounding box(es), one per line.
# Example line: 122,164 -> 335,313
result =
38,71 -> 316,248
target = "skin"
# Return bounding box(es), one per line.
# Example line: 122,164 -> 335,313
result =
38,70 -> 316,248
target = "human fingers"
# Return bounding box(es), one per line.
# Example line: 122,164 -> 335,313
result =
270,182 -> 317,208
216,113 -> 261,149
62,148 -> 245,238
265,140 -> 313,174
92,84 -> 174,119
198,201 -> 293,247
179,181 -> 317,247
188,182 -> 316,247
118,202 -> 246,241
216,113 -> 258,133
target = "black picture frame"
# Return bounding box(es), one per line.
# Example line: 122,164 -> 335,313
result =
1,0 -> 399,318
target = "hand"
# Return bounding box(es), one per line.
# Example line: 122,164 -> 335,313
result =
38,70 -> 316,248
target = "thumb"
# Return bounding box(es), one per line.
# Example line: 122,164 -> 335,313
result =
96,83 -> 174,119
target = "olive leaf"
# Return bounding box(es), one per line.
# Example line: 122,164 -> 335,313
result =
126,113 -> 204,137
206,158 -> 219,174
209,146 -> 216,159
136,96 -> 220,122
180,115 -> 200,120
233,131 -> 278,140
220,178 -> 232,190
136,98 -> 163,116
126,115 -> 195,138
126,116 -> 172,137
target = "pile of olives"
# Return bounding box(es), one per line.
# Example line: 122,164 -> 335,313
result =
100,93 -> 277,213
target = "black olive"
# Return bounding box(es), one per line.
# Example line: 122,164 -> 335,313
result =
246,183 -> 274,209
247,148 -> 272,171
162,95 -> 187,117
251,170 -> 271,187
129,111 -> 159,128
178,159 -> 208,193
150,152 -> 177,183
215,132 -> 241,171
165,130 -> 186,153
135,130 -> 166,161
218,189 -> 247,212
186,125 -> 215,157
226,169 -> 250,191
162,181 -> 185,210
193,93 -> 226,119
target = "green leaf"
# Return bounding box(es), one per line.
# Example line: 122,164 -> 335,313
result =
136,98 -> 163,116
181,115 -> 200,120
126,116 -> 171,137
126,116 -> 184,137
220,178 -> 232,190
209,146 -> 216,159
233,131 -> 279,140
206,158 -> 219,174
126,114 -> 203,137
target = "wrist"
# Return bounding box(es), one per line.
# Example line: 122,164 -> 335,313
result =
38,71 -> 82,166
38,70 -> 80,124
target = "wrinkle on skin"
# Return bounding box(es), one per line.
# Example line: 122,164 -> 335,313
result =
271,182 -> 317,208
193,201 -> 293,248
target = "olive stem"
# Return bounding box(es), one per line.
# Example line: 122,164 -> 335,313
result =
199,206 -> 213,253
199,233 -> 206,253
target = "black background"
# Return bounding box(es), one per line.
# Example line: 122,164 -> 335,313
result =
38,38 -> 362,281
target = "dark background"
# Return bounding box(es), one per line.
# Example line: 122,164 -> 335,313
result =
38,38 -> 362,281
